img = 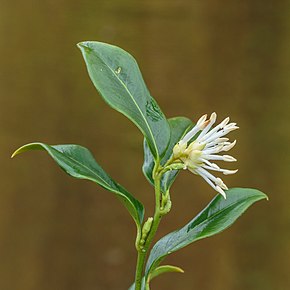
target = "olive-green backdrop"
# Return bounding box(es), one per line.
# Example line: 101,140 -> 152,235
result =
1,1 -> 289,289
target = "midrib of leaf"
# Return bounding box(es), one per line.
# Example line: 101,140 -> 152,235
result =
54,148 -> 141,220
53,147 -> 126,196
168,196 -> 258,252
147,195 -> 261,273
145,190 -> 266,277
96,53 -> 159,157
14,143 -> 142,224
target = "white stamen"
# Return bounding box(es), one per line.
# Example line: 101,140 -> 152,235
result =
203,154 -> 237,162
203,145 -> 224,154
197,167 -> 220,185
202,164 -> 224,172
204,125 -> 238,143
215,186 -> 227,199
222,169 -> 238,175
196,112 -> 217,140
199,117 -> 230,142
222,155 -> 237,162
194,168 -> 218,190
205,138 -> 229,148
216,177 -> 228,190
222,140 -> 237,151
200,158 -> 220,169
173,113 -> 238,198
182,114 -> 207,143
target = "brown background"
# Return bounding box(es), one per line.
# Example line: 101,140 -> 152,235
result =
1,1 -> 289,289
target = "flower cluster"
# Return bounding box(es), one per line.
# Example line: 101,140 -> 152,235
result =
173,113 -> 238,198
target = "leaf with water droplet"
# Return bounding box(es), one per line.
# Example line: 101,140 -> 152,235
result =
78,41 -> 170,160
115,66 -> 122,74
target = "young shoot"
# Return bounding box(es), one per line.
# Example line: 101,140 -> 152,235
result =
12,41 -> 267,290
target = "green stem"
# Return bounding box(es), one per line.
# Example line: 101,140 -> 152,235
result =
134,163 -> 163,290
134,250 -> 146,289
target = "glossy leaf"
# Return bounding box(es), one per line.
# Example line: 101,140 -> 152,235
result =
78,41 -> 170,159
12,143 -> 144,227
146,188 -> 268,275
143,116 -> 192,192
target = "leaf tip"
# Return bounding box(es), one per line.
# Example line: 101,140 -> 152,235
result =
255,189 -> 269,201
11,147 -> 22,158
147,264 -> 185,285
11,143 -> 43,159
77,42 -> 92,53
176,267 -> 185,274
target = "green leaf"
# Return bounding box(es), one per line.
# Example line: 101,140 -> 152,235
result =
129,265 -> 183,290
78,41 -> 170,159
12,143 -> 144,228
145,188 -> 268,275
143,117 -> 192,192
149,265 -> 184,280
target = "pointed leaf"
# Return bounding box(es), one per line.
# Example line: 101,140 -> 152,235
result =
146,188 -> 268,275
143,117 -> 192,192
149,265 -> 184,280
129,265 -> 183,290
78,41 -> 170,159
12,143 -> 144,227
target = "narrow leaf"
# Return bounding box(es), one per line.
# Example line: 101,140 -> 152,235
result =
12,143 -> 144,228
149,265 -> 184,280
146,188 -> 268,275
129,265 -> 183,290
78,41 -> 170,159
143,116 -> 192,192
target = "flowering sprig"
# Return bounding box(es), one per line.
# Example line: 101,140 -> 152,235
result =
12,42 -> 267,290
171,112 -> 238,198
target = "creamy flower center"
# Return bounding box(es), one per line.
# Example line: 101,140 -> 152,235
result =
170,112 -> 238,198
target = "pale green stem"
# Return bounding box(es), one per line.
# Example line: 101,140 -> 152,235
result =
134,163 -> 163,290
145,279 -> 150,290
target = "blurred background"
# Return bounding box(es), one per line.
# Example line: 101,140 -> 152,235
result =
0,0 -> 289,289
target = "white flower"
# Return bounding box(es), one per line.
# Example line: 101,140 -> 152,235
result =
172,112 -> 238,198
